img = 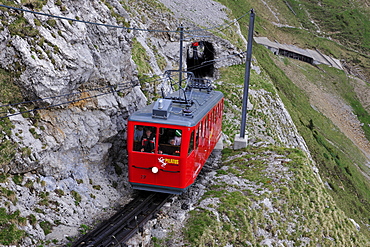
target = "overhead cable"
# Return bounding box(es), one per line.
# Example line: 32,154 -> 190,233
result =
0,77 -> 163,119
186,50 -> 246,71
0,49 -> 247,116
0,74 -> 160,109
0,4 -> 249,34
0,84 -> 113,108
0,4 -> 176,33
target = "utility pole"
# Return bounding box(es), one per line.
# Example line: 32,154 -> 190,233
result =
178,25 -> 184,87
234,9 -> 255,150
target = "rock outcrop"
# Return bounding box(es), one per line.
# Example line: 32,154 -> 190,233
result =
0,0 -> 244,245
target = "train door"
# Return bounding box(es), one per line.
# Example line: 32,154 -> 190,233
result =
205,115 -> 210,147
193,124 -> 202,178
186,129 -> 197,181
129,124 -> 159,186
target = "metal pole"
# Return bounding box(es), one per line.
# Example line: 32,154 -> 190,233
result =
179,25 -> 184,87
240,9 -> 255,138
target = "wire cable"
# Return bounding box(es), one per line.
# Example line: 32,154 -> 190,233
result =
0,74 -> 162,109
0,4 -> 249,34
0,84 -> 113,109
0,76 -> 163,119
0,49 -> 246,117
0,89 -> 115,119
186,50 -> 247,71
0,4 -> 178,33
0,49 -> 246,110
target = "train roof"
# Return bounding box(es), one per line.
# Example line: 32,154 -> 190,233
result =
128,88 -> 223,127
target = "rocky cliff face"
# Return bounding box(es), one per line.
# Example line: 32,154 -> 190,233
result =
0,1 -> 146,244
2,0 -> 138,174
0,0 -> 245,245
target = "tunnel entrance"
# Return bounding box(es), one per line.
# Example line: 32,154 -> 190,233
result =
186,41 -> 215,78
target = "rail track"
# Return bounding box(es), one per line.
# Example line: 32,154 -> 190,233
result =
72,192 -> 172,247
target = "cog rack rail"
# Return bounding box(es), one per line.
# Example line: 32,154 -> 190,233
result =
72,192 -> 171,247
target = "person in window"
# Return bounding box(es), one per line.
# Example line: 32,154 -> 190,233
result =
158,139 -> 175,154
174,130 -> 182,145
159,138 -> 179,155
171,137 -> 181,155
134,126 -> 144,142
141,129 -> 155,152
168,138 -> 176,145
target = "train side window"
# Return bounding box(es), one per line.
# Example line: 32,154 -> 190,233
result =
204,119 -> 207,136
212,108 -> 215,123
134,125 -> 156,152
133,125 -> 143,151
196,127 -> 199,147
199,122 -> 203,138
158,127 -> 181,156
204,117 -> 208,137
220,101 -> 224,117
188,130 -> 195,155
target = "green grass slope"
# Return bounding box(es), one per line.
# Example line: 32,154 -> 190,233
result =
183,48 -> 370,245
179,0 -> 370,244
185,146 -> 368,246
254,44 -> 370,237
209,0 -> 370,239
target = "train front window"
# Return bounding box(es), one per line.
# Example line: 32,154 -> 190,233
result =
158,127 -> 181,156
133,125 -> 157,153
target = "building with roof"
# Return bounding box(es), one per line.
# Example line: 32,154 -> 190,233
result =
254,37 -> 343,70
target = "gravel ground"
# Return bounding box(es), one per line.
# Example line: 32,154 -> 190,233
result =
158,0 -> 230,28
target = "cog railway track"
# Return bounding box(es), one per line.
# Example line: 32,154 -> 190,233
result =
72,192 -> 172,247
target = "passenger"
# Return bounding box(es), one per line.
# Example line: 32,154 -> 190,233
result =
141,129 -> 155,152
134,126 -> 144,141
174,130 -> 182,145
168,138 -> 176,145
172,136 -> 181,155
159,138 -> 180,155
158,139 -> 175,154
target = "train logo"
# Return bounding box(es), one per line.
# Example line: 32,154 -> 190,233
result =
158,157 -> 167,168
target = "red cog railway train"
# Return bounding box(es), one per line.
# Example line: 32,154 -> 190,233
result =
127,71 -> 224,194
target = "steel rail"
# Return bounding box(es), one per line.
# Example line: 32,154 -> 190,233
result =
72,192 -> 171,247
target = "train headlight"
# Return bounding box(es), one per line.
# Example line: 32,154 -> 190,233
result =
152,167 -> 159,174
